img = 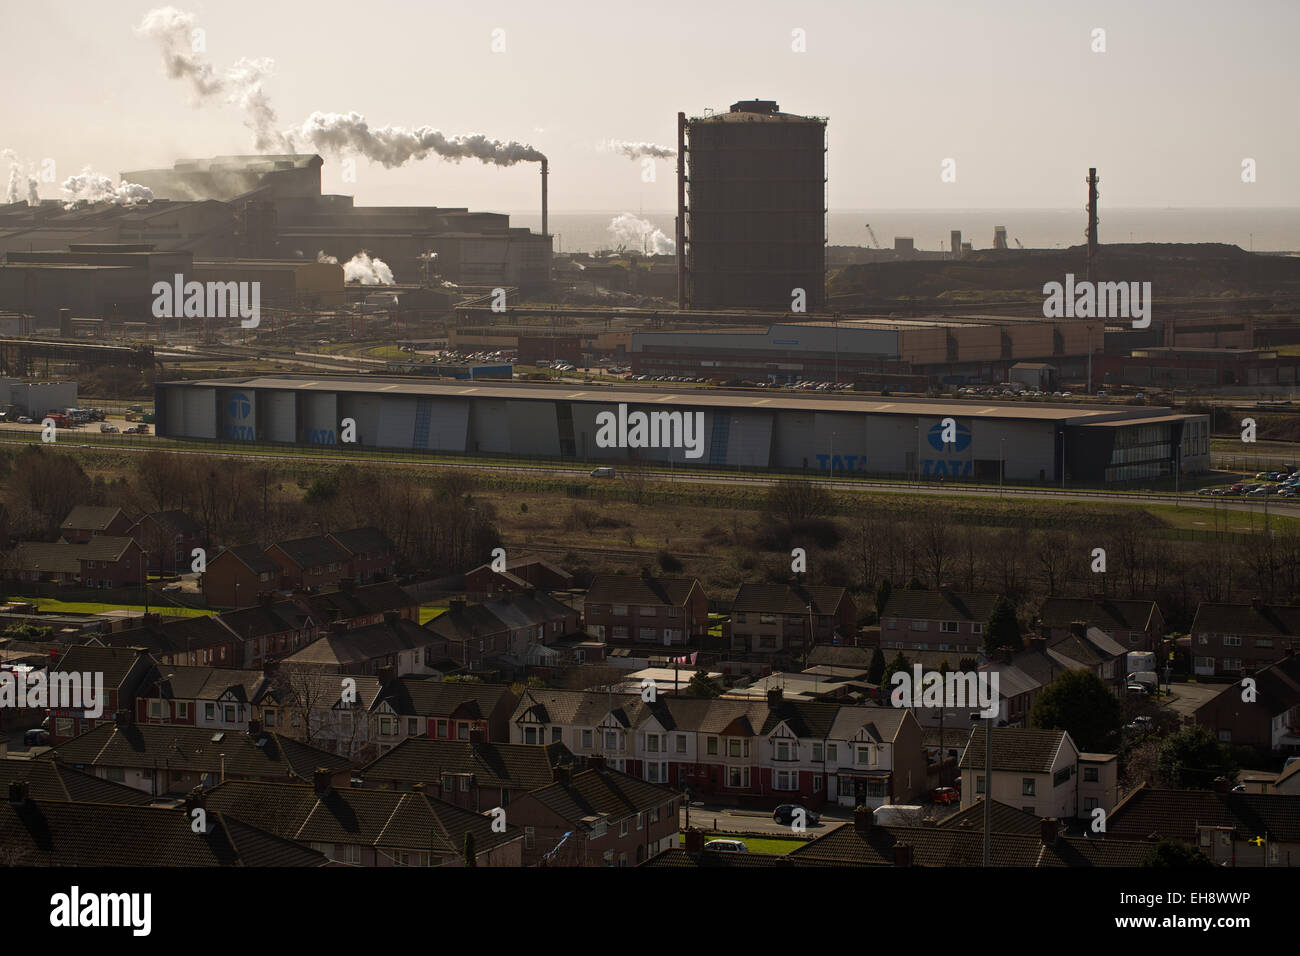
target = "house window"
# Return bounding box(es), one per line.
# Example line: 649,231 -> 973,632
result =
706,737 -> 718,756
826,744 -> 838,762
458,724 -> 469,740
676,734 -> 686,754
581,729 -> 593,749
971,623 -> 983,635
1217,729 -> 1232,743
620,819 -> 629,837
1053,767 -> 1072,787
149,700 -> 166,719
552,727 -> 562,743
774,770 -> 797,791
525,827 -> 535,849
940,621 -> 959,633
884,619 -> 897,630
1022,778 -> 1036,796
1224,635 -> 1242,647
774,740 -> 793,761
436,719 -> 448,737
204,703 -> 216,720
911,620 -> 928,631
612,605 -> 628,616
812,743 -> 823,761
647,734 -> 660,753
856,747 -> 871,766
525,726 -> 539,744
1223,659 -> 1242,673
407,718 -> 418,735
223,705 -> 236,723
759,613 -> 777,625
976,775 -> 986,795
1083,767 -> 1099,782
461,777 -> 470,791
727,767 -> 749,788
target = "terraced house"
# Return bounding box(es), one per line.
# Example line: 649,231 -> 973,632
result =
1190,601 -> 1300,678
879,590 -> 999,653
508,687 -> 926,808
583,573 -> 709,647
726,583 -> 856,664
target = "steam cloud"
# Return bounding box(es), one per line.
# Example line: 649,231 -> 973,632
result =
318,250 -> 395,285
138,8 -> 546,168
61,171 -> 155,209
601,139 -> 676,160
608,213 -> 675,255
3,149 -> 40,205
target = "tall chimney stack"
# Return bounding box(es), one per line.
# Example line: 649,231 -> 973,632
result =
1086,167 -> 1099,281
540,157 -> 548,238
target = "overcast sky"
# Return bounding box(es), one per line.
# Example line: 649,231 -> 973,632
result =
3,1 -> 1297,213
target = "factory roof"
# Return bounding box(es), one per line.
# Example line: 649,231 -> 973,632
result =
167,375 -> 1199,426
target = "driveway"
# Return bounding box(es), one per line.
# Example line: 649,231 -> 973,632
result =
1163,681 -> 1225,719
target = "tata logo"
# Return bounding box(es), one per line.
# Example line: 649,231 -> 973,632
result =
227,393 -> 252,421
927,419 -> 970,452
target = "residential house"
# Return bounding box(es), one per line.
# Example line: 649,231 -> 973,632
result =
958,727 -> 1119,820
879,590 -> 999,653
105,614 -> 239,668
325,527 -> 397,583
291,580 -> 419,629
506,762 -> 679,866
5,536 -> 145,588
45,644 -> 155,744
1189,601 -> 1300,678
129,510 -> 203,575
375,679 -> 520,742
726,583 -> 856,663
360,736 -> 571,811
259,671 -> 386,761
203,544 -> 282,609
39,715 -> 354,797
583,573 -> 708,647
824,705 -> 927,808
1106,785 -> 1300,867
266,535 -> 352,592
284,614 -> 444,678
203,776 -> 524,866
1037,596 -> 1165,653
464,554 -> 574,599
59,505 -> 134,544
1193,649 -> 1300,752
216,598 -> 316,668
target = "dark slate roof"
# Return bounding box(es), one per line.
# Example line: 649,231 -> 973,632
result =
296,581 -> 416,622
881,590 -> 1000,623
142,510 -> 202,536
807,646 -> 875,669
326,527 -> 395,556
760,699 -> 845,738
732,583 -> 849,615
105,615 -> 234,656
205,779 -> 521,855
376,679 -> 516,719
959,728 -> 1071,774
284,619 -> 439,667
52,643 -> 150,690
425,603 -> 510,642
1037,597 -> 1158,632
11,536 -> 137,571
217,601 -> 312,640
270,535 -> 350,570
936,799 -> 1043,834
150,665 -> 267,703
40,722 -> 354,781
786,821 -> 1152,867
219,543 -> 281,575
360,737 -> 570,790
0,756 -> 154,805
827,706 -> 911,743
1106,787 -> 1300,843
525,768 -> 677,829
1191,603 -> 1300,638
585,574 -> 701,607
0,799 -> 327,866
641,847 -> 789,867
61,505 -> 130,531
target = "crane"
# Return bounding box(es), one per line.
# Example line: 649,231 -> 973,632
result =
1014,238 -> 1024,249
864,223 -> 882,250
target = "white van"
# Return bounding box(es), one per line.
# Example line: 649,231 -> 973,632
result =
590,467 -> 615,478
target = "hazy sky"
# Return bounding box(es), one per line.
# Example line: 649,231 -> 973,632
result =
3,1 -> 1297,213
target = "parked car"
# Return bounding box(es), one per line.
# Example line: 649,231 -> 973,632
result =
773,804 -> 820,826
1125,715 -> 1155,732
1126,683 -> 1150,695
99,423 -> 119,433
703,839 -> 749,853
16,416 -> 32,424
930,786 -> 960,804
161,583 -> 182,593
589,467 -> 615,478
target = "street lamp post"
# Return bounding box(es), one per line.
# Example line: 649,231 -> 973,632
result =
999,438 -> 1005,498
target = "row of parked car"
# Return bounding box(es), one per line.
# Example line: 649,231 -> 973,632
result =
1199,466 -> 1300,498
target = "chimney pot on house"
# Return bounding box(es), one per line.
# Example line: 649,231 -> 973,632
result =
247,719 -> 262,736
1029,636 -> 1047,653
329,620 -> 348,634
450,598 -> 466,612
7,780 -> 30,806
1069,620 -> 1087,639
767,686 -> 783,708
892,842 -> 914,867
411,781 -> 425,793
184,786 -> 205,817
469,729 -> 486,745
262,658 -> 279,678
115,709 -> 132,729
587,754 -> 606,771
1211,776 -> 1231,793
554,764 -> 571,786
313,768 -> 333,797
854,805 -> 873,837
1040,817 -> 1060,846
683,827 -> 705,854
383,610 -> 400,626
258,591 -> 273,607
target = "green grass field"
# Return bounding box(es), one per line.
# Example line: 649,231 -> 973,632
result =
688,832 -> 805,855
29,598 -> 209,618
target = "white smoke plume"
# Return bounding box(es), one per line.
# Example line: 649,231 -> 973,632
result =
138,8 -> 545,167
601,139 -> 676,160
61,171 -> 154,209
3,149 -> 40,205
135,8 -> 286,151
608,213 -> 675,255
320,250 -> 394,284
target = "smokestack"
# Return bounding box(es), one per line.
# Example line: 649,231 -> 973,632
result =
1087,167 -> 1099,281
676,110 -> 687,310
540,157 -> 548,239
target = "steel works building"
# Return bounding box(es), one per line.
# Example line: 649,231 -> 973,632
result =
155,377 -> 1208,484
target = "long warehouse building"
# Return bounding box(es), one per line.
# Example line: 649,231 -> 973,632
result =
154,377 -> 1209,484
